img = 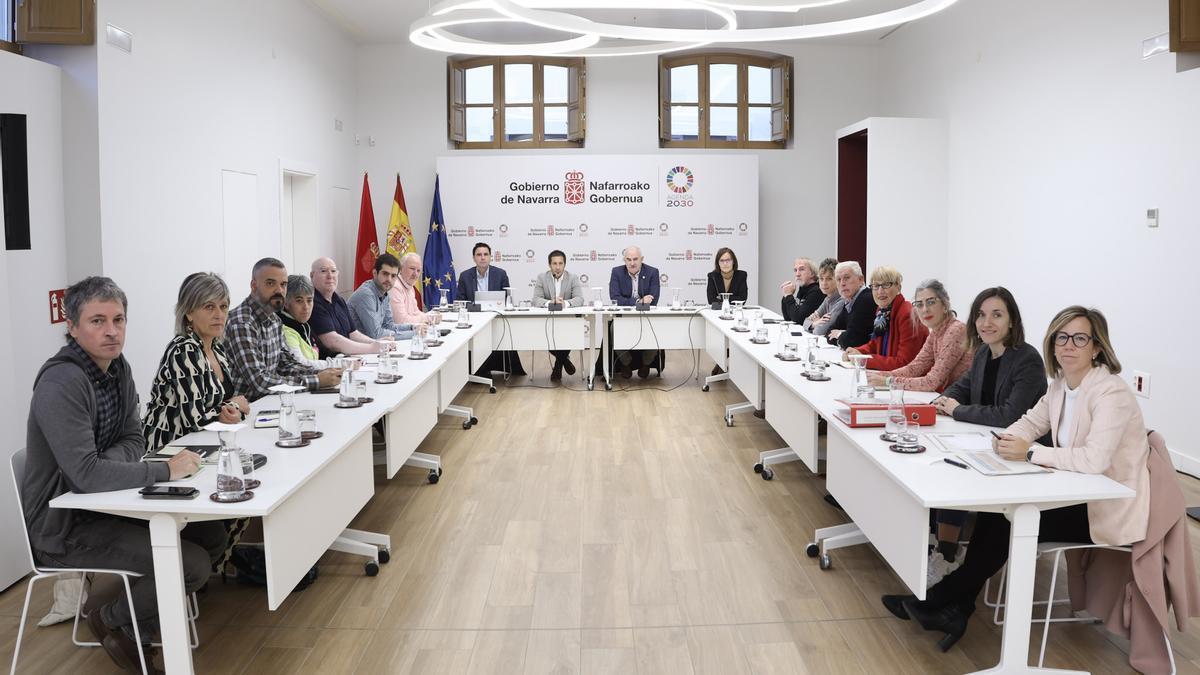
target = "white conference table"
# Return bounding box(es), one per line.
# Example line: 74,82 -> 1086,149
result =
703,310 -> 1134,675
596,305 -> 708,390
485,307 -> 599,388
49,313 -> 495,674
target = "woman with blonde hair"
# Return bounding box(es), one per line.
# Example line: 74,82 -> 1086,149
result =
845,266 -> 927,370
892,306 -> 1150,652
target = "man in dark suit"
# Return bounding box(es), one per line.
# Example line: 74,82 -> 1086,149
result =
457,242 -> 525,376
608,245 -> 662,378
456,241 -> 510,303
826,260 -> 877,349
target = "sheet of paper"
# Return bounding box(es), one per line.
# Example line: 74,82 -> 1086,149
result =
955,451 -> 1051,476
925,432 -> 993,452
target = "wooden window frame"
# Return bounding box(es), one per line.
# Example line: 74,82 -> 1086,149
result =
448,55 -> 586,149
659,52 -> 792,149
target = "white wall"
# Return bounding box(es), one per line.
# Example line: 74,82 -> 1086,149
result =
0,52 -> 69,589
355,36 -> 882,306
879,1 -> 1200,464
76,0 -> 360,392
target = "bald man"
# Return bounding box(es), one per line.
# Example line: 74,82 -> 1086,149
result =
607,246 -> 663,378
308,257 -> 389,358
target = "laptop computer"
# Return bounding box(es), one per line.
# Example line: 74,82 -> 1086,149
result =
475,290 -> 506,309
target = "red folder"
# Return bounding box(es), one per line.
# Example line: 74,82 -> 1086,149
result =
832,399 -> 937,428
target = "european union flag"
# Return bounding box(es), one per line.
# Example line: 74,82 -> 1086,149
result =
422,175 -> 456,308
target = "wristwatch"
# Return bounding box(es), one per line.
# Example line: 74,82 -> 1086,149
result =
1026,449 -> 1035,463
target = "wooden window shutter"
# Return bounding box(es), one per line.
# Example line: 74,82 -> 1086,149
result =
448,61 -> 466,144
770,57 -> 790,143
1171,0 -> 1200,51
658,60 -> 672,144
567,61 -> 585,142
16,0 -> 96,45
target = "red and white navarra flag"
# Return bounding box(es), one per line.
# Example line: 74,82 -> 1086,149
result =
354,173 -> 380,288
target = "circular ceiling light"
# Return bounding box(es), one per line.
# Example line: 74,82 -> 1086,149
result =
412,0 -> 735,56
411,0 -> 960,57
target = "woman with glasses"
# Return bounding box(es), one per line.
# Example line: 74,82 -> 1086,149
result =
844,266 -> 928,370
706,247 -> 748,304
866,279 -> 970,393
890,306 -> 1150,652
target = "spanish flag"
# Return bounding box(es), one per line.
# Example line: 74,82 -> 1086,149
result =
385,174 -> 417,260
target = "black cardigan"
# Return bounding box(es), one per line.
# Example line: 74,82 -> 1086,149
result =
706,269 -> 748,304
943,342 -> 1048,429
781,281 -> 825,324
827,286 -> 877,348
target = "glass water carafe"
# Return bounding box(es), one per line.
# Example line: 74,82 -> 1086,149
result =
849,353 -> 872,398
884,381 -> 906,441
439,287 -> 449,310
339,369 -> 356,405
278,389 -> 302,446
719,292 -> 732,317
215,443 -> 245,501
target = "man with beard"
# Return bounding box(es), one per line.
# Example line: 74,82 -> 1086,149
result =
226,257 -> 342,400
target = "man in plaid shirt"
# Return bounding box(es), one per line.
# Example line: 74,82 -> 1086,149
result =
226,258 -> 342,400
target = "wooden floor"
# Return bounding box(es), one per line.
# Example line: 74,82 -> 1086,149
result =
3,353 -> 1200,674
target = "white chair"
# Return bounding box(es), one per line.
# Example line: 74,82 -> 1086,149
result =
8,450 -> 199,675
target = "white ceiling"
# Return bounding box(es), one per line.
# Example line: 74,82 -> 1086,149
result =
306,0 -> 917,48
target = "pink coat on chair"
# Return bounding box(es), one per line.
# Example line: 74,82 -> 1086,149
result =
1065,432 -> 1200,674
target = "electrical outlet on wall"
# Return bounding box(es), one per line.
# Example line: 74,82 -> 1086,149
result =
1132,371 -> 1150,398
1146,208 -> 1159,228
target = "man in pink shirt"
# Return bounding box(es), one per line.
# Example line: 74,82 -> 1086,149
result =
389,252 -> 442,326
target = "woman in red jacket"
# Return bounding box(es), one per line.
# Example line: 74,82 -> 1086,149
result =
844,266 -> 928,370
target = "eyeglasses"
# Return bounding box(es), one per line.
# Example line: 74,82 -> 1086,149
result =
718,258 -> 734,264
1053,332 -> 1094,348
869,282 -> 896,291
911,298 -> 940,309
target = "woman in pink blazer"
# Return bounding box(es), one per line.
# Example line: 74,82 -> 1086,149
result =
893,306 -> 1150,652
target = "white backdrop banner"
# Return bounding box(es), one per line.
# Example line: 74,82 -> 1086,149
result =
435,155 -> 758,306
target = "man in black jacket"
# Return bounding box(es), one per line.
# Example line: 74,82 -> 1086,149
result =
780,257 -> 825,324
22,277 -> 226,674
826,261 -> 877,348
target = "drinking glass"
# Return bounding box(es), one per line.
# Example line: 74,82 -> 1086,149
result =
299,409 -> 317,437
671,288 -> 681,309
355,378 -> 367,402
457,304 -> 469,327
784,342 -> 800,359
754,327 -> 768,342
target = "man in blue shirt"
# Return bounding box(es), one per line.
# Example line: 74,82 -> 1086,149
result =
348,253 -> 415,340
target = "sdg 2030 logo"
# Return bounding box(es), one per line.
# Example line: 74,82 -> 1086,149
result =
665,166 -> 694,208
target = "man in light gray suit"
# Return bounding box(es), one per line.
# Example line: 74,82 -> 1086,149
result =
532,249 -> 584,380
